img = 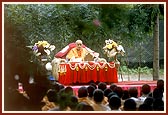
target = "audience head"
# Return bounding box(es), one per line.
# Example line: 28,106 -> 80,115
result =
113,86 -> 123,98
109,83 -> 117,91
64,86 -> 73,95
128,87 -> 138,98
93,89 -> 104,103
109,95 -> 121,110
104,88 -> 112,97
78,86 -> 88,98
157,79 -> 164,91
89,82 -> 97,89
123,98 -> 137,111
98,82 -> 107,91
51,82 -> 61,92
57,88 -> 72,110
46,89 -> 57,102
122,90 -> 130,100
87,85 -> 95,98
59,84 -> 65,90
141,84 -> 151,95
68,95 -> 79,111
107,92 -> 117,101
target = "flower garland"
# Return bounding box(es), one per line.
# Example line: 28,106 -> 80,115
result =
107,62 -> 115,68
68,62 -> 115,71
87,62 -> 97,70
68,62 -> 78,70
78,62 -> 86,69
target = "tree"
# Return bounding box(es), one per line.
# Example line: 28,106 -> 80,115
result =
152,4 -> 162,80
127,4 -> 164,80
142,4 -> 164,80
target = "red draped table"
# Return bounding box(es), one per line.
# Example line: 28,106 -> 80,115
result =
58,61 -> 118,85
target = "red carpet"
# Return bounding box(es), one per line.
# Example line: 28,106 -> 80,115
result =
70,80 -> 157,97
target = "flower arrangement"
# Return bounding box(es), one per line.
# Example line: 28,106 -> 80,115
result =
32,40 -> 55,57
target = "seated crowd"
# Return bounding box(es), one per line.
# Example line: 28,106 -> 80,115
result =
8,79 -> 164,111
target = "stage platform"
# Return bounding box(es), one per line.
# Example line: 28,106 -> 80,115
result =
69,80 -> 157,97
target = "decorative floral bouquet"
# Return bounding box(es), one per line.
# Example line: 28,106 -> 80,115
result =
27,40 -> 56,63
32,40 -> 55,57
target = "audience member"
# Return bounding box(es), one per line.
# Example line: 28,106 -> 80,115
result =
152,79 -> 164,101
143,97 -> 154,106
68,95 -> 79,111
89,82 -> 97,89
123,98 -> 137,111
156,79 -> 164,91
50,82 -> 61,92
64,86 -> 74,95
76,102 -> 94,111
153,98 -> 164,111
41,89 -> 58,111
5,74 -> 164,111
139,84 -> 151,105
138,97 -> 154,111
109,95 -> 121,111
87,85 -> 95,100
77,86 -> 94,106
128,87 -> 141,108
113,86 -> 123,98
98,82 -> 107,91
153,87 -> 163,100
48,88 -> 71,111
121,89 -> 130,110
109,83 -> 117,91
122,90 -> 129,100
138,103 -> 153,111
107,92 -> 117,101
103,88 -> 112,105
92,89 -> 111,111
104,88 -> 112,98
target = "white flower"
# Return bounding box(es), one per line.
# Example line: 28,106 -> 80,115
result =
44,49 -> 50,55
36,52 -> 41,56
49,45 -> 55,51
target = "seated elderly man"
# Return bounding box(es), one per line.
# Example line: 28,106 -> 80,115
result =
55,39 -> 100,62
66,40 -> 89,62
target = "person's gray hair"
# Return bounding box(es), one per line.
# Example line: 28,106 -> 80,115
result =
76,40 -> 83,44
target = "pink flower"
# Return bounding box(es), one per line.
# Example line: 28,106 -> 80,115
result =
93,19 -> 101,27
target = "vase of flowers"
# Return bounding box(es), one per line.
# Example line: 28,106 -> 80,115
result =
31,40 -> 55,62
